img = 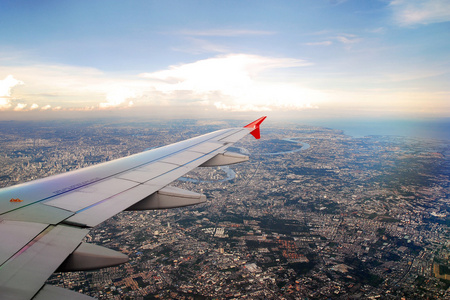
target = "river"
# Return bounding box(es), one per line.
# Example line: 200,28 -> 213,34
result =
179,138 -> 310,183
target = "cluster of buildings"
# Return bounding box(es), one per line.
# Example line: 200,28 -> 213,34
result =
0,120 -> 449,299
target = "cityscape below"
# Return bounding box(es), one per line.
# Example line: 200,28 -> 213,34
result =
0,119 -> 449,299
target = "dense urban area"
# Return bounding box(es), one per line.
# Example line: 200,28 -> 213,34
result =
0,119 -> 449,299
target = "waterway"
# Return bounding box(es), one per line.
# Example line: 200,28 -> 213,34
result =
179,138 -> 310,183
178,166 -> 236,183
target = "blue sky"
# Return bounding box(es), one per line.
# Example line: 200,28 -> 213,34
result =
0,0 -> 449,120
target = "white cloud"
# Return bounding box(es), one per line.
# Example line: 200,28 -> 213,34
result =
30,103 -> 39,110
0,75 -> 23,96
0,75 -> 23,109
140,54 -> 323,111
178,29 -> 276,37
99,87 -> 139,109
13,103 -> 27,111
369,27 -> 386,34
305,41 -> 333,46
1,64 -> 146,111
142,54 -> 310,86
335,34 -> 361,44
390,0 -> 450,26
329,0 -> 349,5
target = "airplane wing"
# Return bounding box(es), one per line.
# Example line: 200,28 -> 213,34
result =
0,116 -> 266,300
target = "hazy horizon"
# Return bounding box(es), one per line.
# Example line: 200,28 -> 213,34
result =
1,113 -> 449,141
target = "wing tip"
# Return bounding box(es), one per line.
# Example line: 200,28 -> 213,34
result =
244,116 -> 267,139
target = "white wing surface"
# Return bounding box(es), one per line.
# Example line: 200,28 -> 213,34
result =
0,117 -> 266,300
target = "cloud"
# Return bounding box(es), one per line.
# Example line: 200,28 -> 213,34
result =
335,34 -> 361,44
0,75 -> 23,109
1,64 -> 146,111
369,27 -> 386,34
1,54 -> 324,113
328,0 -> 349,5
305,41 -> 333,46
99,87 -> 139,109
140,54 -> 324,111
177,29 -> 276,37
13,103 -> 27,111
142,54 -> 310,84
383,69 -> 447,82
324,88 -> 450,116
1,52 -> 447,117
390,0 -> 450,26
172,37 -> 230,54
0,98 -> 11,109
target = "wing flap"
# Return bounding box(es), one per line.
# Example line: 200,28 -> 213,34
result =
117,161 -> 178,183
63,184 -> 161,227
160,150 -> 207,166
44,178 -> 139,212
0,225 -> 88,300
0,221 -> 48,265
187,141 -> 226,154
1,204 -> 73,224
142,165 -> 192,186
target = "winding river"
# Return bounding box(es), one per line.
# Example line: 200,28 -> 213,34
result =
179,138 -> 310,183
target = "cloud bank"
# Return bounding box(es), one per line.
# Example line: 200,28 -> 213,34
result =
390,0 -> 450,26
141,54 -> 321,111
1,53 -> 447,117
1,54 -> 323,113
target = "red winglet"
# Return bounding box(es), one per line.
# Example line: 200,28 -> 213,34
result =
244,116 -> 267,139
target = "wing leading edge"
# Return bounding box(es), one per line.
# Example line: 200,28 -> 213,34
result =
0,117 -> 266,300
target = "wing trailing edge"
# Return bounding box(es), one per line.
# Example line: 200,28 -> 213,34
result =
200,151 -> 249,167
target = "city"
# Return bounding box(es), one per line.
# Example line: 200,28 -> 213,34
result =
0,119 -> 449,299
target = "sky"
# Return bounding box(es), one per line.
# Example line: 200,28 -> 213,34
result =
0,0 -> 449,121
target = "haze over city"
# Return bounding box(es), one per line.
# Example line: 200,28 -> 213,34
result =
1,0 -> 449,122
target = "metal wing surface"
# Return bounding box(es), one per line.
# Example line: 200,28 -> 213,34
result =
0,117 -> 266,300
